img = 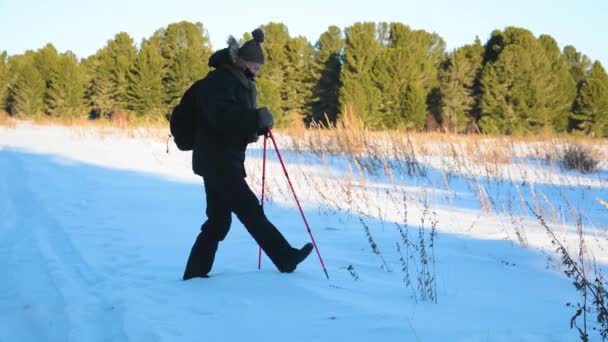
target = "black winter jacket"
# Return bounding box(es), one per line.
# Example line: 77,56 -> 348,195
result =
179,48 -> 260,179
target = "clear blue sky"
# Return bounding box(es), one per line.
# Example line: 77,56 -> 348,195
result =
1,0 -> 606,66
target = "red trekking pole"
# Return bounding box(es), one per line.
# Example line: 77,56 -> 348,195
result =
258,133 -> 268,269
258,129 -> 329,279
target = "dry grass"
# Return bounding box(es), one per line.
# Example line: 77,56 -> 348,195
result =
5,114 -> 606,178
2,115 -> 170,141
286,110 -> 603,163
599,198 -> 608,210
280,116 -> 607,335
283,113 -> 607,189
0,111 -> 17,128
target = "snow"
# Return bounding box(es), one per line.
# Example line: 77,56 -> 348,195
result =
1,123 -> 607,341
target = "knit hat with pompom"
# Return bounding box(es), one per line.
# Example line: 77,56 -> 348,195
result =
238,28 -> 265,64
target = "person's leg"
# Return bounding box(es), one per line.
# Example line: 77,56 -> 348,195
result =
215,173 -> 297,271
183,183 -> 232,280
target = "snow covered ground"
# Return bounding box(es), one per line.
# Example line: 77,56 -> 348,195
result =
1,123 -> 606,341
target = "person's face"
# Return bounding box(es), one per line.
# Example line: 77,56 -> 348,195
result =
244,61 -> 263,77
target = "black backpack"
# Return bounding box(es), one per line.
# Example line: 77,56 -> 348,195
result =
169,101 -> 196,151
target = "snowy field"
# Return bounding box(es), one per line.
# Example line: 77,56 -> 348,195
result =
1,123 -> 607,341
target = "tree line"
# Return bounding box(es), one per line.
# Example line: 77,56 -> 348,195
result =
0,21 -> 606,136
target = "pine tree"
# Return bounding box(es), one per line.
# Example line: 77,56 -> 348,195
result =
108,33 -> 137,111
310,26 -> 344,125
47,52 -> 86,118
156,21 -> 212,111
370,22 -> 445,130
480,44 -> 529,134
439,39 -> 484,133
8,52 -> 45,117
340,22 -> 383,128
249,22 -> 318,129
401,83 -> 426,130
86,32 -> 137,117
572,61 -> 608,137
480,27 -> 559,134
0,51 -> 8,112
126,40 -> 165,119
256,22 -> 290,127
282,36 -> 315,125
563,45 -> 591,86
33,44 -> 60,115
562,45 -> 593,132
371,25 -> 407,128
84,51 -> 115,118
538,35 -> 577,132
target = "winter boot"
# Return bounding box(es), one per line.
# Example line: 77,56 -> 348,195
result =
183,233 -> 218,280
280,243 -> 314,273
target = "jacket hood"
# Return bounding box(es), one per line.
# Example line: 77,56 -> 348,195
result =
208,36 -> 239,69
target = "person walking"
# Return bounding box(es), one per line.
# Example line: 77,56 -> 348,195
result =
181,28 -> 313,280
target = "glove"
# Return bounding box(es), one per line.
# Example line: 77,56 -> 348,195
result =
257,107 -> 274,134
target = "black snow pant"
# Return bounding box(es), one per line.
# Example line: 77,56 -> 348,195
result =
183,171 -> 294,279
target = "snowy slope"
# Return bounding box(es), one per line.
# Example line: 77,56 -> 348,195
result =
1,123 -> 606,341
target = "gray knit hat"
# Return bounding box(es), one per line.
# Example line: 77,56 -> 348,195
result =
238,28 -> 265,64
